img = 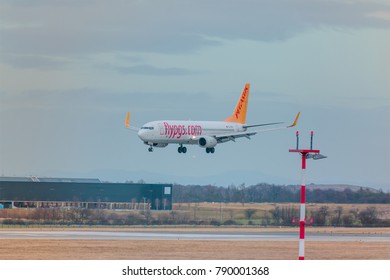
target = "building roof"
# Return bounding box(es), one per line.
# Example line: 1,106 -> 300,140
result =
0,176 -> 101,183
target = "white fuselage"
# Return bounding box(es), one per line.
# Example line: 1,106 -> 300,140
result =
138,120 -> 246,145
127,83 -> 299,153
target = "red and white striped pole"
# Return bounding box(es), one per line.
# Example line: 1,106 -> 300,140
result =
289,131 -> 320,260
299,151 -> 307,260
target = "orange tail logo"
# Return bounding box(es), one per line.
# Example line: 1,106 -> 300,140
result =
224,83 -> 250,124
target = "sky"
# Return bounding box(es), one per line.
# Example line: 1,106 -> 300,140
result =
1,0 -> 389,190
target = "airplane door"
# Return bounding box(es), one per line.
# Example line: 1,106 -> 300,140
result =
158,123 -> 165,135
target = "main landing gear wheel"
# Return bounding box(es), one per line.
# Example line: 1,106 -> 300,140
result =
178,146 -> 187,153
148,146 -> 153,152
205,147 -> 215,153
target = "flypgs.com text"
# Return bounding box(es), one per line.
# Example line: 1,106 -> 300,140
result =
163,122 -> 202,139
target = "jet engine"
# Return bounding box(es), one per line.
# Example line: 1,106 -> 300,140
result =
198,136 -> 217,148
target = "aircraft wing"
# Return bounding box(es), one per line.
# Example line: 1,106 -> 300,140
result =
215,131 -> 258,143
215,112 -> 300,143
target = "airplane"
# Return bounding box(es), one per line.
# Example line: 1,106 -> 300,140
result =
125,83 -> 300,154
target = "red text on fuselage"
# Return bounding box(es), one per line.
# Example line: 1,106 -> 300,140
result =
163,122 -> 203,139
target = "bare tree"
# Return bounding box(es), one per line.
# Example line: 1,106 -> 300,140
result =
359,207 -> 378,226
244,209 -> 256,220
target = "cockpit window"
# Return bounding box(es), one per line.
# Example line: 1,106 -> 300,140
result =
141,126 -> 154,130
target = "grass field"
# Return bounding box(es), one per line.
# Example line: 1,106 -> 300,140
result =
0,239 -> 389,260
174,202 -> 390,218
1,202 -> 388,226
172,202 -> 390,225
0,202 -> 389,260
0,227 -> 389,260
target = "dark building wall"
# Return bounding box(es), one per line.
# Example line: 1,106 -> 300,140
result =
0,181 -> 172,210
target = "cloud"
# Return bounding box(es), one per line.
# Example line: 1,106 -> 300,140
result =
0,54 -> 70,69
366,11 -> 390,21
112,64 -> 193,76
1,0 -> 389,57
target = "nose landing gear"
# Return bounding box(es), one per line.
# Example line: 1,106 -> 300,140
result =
178,145 -> 187,153
205,147 -> 215,153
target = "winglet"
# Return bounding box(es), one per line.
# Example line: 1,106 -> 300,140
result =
288,112 -> 300,128
125,112 -> 130,127
125,112 -> 140,131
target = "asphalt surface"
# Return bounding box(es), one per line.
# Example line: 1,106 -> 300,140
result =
0,230 -> 389,242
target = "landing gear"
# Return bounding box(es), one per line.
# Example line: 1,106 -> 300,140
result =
148,146 -> 153,152
178,145 -> 187,153
205,147 -> 215,154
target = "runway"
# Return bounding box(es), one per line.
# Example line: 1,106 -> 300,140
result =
0,230 -> 389,242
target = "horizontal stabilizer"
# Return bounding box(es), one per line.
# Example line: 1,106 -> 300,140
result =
243,122 -> 283,128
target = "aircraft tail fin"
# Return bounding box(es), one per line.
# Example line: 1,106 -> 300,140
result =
224,83 -> 250,124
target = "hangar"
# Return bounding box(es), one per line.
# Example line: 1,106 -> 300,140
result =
0,177 -> 172,210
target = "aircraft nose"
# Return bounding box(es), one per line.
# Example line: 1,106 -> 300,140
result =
137,129 -> 146,140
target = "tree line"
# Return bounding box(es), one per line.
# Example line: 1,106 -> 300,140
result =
1,205 -> 387,227
173,183 -> 390,204
268,205 -> 387,227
